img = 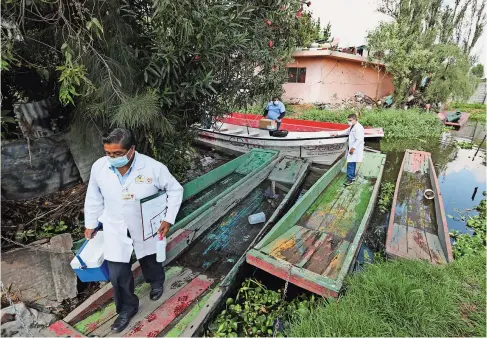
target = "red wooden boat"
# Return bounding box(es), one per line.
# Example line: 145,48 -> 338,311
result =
223,113 -> 384,137
437,111 -> 470,128
386,150 -> 453,264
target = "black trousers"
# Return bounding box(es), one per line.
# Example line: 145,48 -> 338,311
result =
106,254 -> 165,313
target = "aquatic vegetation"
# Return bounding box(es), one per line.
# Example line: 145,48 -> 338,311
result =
456,141 -> 474,149
377,182 -> 395,213
286,252 -> 486,337
449,192 -> 486,258
298,108 -> 444,139
449,103 -> 486,122
208,278 -> 316,337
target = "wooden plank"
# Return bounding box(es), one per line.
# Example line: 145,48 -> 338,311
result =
304,235 -> 339,275
90,268 -> 195,337
268,157 -> 308,185
124,276 -> 214,337
47,320 -> 85,337
297,232 -> 331,267
389,223 -> 408,255
428,158 -> 453,263
163,288 -> 215,337
322,240 -> 350,279
406,227 -> 432,261
425,232 -> 447,264
64,261 -> 144,325
261,226 -> 307,258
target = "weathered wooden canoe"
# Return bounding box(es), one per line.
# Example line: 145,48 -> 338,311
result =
438,111 -> 470,128
246,152 -> 386,298
385,150 -> 453,264
46,155 -> 310,337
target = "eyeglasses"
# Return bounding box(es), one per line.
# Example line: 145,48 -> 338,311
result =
105,149 -> 130,158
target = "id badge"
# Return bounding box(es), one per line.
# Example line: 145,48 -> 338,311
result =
121,191 -> 135,201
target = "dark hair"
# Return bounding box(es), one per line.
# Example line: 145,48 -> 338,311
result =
102,128 -> 135,150
347,113 -> 357,120
272,96 -> 279,101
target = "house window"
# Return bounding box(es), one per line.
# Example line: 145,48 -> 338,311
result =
287,67 -> 306,83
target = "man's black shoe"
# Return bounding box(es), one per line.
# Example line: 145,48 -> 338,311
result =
150,287 -> 164,301
343,180 -> 353,186
111,308 -> 138,333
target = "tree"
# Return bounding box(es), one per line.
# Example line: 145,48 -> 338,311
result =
367,0 -> 482,106
471,63 -> 485,77
1,0 -> 319,177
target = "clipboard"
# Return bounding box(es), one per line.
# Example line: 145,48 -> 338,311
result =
140,191 -> 168,241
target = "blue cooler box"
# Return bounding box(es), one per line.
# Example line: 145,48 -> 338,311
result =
70,231 -> 110,282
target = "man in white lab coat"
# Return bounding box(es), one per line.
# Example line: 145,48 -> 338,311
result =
343,113 -> 364,186
84,128 -> 183,332
332,113 -> 365,186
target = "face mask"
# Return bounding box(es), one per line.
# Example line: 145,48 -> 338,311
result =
347,121 -> 353,126
108,148 -> 132,168
273,100 -> 278,105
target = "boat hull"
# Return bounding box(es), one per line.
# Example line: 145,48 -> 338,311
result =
246,152 -> 386,297
437,111 -> 470,128
385,150 -> 453,264
197,129 -> 347,165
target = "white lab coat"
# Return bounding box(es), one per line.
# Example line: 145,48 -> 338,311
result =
341,122 -> 365,163
84,152 -> 183,263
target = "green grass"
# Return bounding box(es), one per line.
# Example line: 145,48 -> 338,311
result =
286,253 -> 486,337
448,102 -> 486,122
298,108 -> 445,139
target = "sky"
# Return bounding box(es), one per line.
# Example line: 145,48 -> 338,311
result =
311,0 -> 487,69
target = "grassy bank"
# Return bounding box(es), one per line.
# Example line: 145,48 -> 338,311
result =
449,103 -> 486,122
286,253 -> 486,337
298,108 -> 444,139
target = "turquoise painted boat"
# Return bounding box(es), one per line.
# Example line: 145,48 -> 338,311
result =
246,152 -> 386,298
46,154 -> 310,338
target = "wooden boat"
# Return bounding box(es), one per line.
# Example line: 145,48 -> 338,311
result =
46,155 -> 310,337
197,113 -> 384,166
246,151 -> 386,297
385,150 -> 453,264
438,111 -> 470,128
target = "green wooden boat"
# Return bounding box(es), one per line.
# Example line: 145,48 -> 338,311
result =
246,151 -> 386,297
46,154 -> 310,337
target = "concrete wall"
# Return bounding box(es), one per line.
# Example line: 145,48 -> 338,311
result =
282,55 -> 394,104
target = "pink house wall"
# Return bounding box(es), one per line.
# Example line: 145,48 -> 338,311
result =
282,56 -> 394,104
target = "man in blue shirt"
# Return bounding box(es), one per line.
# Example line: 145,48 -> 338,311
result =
263,96 -> 286,130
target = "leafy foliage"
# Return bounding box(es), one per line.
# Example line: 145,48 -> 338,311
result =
448,102 -> 486,122
471,63 -> 485,78
367,0 -> 484,106
378,182 -> 395,213
208,278 -> 316,337
449,192 -> 486,258
1,0 -> 319,178
456,140 -> 474,149
299,108 -> 445,139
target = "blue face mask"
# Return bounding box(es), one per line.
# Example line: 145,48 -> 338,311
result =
108,149 -> 132,168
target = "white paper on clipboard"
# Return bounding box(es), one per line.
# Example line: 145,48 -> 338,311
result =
140,191 -> 168,241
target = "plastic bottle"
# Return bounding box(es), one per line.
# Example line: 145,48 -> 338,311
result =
156,233 -> 167,263
248,212 -> 266,224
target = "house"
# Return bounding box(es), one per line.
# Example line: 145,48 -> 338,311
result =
282,50 -> 394,104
